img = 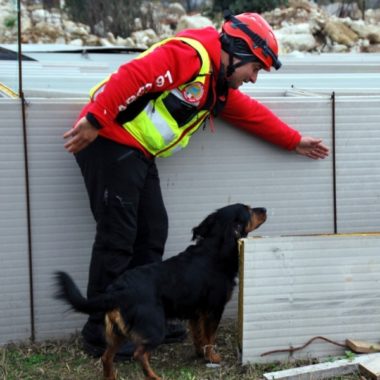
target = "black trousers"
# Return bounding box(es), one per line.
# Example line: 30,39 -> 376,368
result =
75,137 -> 168,302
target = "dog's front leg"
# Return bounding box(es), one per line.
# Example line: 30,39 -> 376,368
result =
202,314 -> 222,364
189,317 -> 205,357
189,313 -> 222,364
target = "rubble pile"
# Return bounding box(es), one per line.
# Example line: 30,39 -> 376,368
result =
263,0 -> 380,52
0,0 -> 379,53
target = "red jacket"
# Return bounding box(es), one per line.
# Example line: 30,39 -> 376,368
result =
79,27 -> 301,156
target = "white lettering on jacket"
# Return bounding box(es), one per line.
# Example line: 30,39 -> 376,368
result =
119,70 -> 174,112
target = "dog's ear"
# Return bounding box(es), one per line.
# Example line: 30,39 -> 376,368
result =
192,204 -> 251,241
192,211 -> 218,241
221,204 -> 251,241
218,204 -> 251,233
233,222 -> 246,239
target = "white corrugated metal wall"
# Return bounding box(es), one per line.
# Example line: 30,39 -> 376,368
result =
335,97 -> 380,232
240,234 -> 380,363
0,56 -> 380,344
0,100 -> 31,343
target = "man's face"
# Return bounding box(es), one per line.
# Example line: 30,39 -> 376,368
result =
226,60 -> 263,89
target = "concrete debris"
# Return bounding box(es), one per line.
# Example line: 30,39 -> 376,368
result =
263,352 -> 380,380
0,0 -> 379,54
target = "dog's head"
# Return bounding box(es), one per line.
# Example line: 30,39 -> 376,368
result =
192,203 -> 266,242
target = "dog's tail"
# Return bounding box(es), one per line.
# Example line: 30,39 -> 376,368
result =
54,271 -> 117,314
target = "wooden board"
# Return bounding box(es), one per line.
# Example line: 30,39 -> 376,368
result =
359,358 -> 380,380
346,339 -> 380,354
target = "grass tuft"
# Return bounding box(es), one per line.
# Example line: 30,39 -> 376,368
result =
0,320 -> 362,380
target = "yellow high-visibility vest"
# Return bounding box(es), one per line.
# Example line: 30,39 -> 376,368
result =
90,37 -> 212,157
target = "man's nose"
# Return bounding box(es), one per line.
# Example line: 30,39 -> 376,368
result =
250,71 -> 259,83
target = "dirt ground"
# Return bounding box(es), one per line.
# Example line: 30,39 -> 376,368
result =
0,319 -> 362,380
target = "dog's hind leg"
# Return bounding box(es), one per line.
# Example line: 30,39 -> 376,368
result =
130,305 -> 165,380
101,309 -> 128,380
133,345 -> 161,380
101,337 -> 123,380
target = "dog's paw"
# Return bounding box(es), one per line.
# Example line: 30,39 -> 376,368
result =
203,345 -> 221,364
206,351 -> 221,364
104,368 -> 117,380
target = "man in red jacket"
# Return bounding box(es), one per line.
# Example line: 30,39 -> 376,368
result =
63,11 -> 329,359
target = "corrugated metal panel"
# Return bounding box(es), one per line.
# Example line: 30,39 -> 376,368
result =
157,95 -> 341,320
244,73 -> 380,91
1,91 -> 380,342
160,97 -> 334,251
335,96 -> 380,233
158,96 -> 334,319
25,100 -> 93,339
1,53 -> 380,96
0,100 -> 31,343
239,234 -> 380,364
25,96 -> 333,338
271,53 -> 380,74
0,61 -> 110,96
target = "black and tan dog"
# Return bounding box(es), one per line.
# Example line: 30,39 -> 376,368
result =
55,203 -> 266,380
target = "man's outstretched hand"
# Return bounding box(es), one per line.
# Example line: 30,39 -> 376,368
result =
295,136 -> 329,160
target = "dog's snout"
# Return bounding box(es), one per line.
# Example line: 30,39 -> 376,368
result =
245,207 -> 267,233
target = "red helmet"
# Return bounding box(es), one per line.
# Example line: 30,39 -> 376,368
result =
222,12 -> 281,71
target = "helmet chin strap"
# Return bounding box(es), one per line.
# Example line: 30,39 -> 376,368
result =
227,56 -> 256,77
227,52 -> 235,76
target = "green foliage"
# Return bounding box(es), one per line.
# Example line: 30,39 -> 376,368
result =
212,0 -> 288,14
344,350 -> 356,361
4,15 -> 17,29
